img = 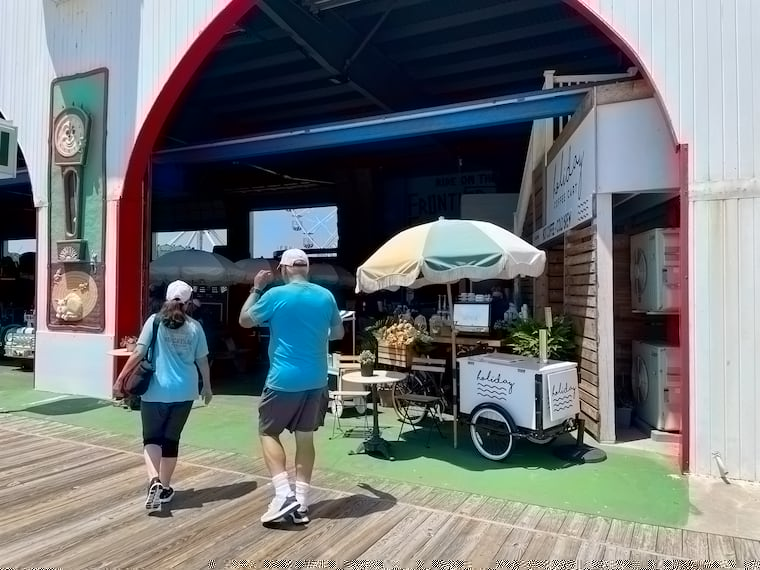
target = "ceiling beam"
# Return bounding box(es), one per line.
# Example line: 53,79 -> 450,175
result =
153,86 -> 589,165
411,38 -> 608,80
257,0 -> 432,111
395,19 -> 588,63
210,83 -> 357,116
437,56 -> 627,94
372,0 -> 557,43
202,49 -> 309,80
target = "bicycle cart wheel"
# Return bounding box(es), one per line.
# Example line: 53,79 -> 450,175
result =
354,397 -> 367,416
329,398 -> 344,418
391,371 -> 431,425
469,404 -> 516,461
526,435 -> 557,445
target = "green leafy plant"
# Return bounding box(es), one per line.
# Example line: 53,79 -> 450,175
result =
505,316 -> 577,361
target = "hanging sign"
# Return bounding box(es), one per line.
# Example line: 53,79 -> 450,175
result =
534,111 -> 596,245
0,118 -> 18,180
405,170 -> 496,224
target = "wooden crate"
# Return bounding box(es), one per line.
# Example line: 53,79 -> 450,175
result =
376,340 -> 413,368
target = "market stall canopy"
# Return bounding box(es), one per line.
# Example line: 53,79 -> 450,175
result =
150,250 -> 246,286
236,258 -> 355,288
355,217 -> 546,293
310,263 -> 355,288
235,258 -> 278,280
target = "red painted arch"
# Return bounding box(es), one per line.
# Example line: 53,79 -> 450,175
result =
118,0 -> 688,471
116,0 -> 256,347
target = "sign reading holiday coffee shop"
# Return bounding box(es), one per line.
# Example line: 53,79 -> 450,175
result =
534,110 -> 596,246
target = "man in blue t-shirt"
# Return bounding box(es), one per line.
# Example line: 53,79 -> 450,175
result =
239,248 -> 344,525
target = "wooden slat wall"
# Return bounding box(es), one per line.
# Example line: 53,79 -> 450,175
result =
612,235 -> 646,406
534,247 -> 564,315
564,223 -> 600,438
523,166 -> 544,311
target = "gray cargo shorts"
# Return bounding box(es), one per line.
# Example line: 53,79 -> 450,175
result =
258,385 -> 329,436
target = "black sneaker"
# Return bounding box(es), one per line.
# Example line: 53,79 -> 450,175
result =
290,508 -> 310,524
261,494 -> 300,523
159,486 -> 175,503
145,477 -> 162,511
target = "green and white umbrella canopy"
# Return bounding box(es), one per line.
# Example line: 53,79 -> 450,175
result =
356,217 -> 546,293
150,250 -> 247,286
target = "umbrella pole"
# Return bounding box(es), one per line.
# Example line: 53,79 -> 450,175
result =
447,282 -> 458,448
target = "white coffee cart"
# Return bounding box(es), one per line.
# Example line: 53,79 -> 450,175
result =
457,352 -> 581,461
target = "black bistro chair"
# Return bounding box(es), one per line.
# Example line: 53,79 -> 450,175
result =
396,356 -> 447,447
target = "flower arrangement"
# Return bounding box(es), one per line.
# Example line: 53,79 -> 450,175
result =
120,336 -> 138,352
120,336 -> 137,348
359,349 -> 376,377
359,350 -> 376,365
370,317 -> 433,352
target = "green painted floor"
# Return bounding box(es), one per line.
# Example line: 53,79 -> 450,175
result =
0,364 -> 689,527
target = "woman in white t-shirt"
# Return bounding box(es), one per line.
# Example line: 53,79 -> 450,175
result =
116,280 -> 212,512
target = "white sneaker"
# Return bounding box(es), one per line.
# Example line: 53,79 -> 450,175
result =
261,494 -> 300,523
144,477 -> 163,511
290,508 -> 310,524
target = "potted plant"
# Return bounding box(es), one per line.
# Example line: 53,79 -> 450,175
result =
120,336 -> 138,353
359,350 -> 376,377
504,315 -> 577,361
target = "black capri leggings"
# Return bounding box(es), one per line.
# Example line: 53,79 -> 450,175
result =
141,401 -> 193,458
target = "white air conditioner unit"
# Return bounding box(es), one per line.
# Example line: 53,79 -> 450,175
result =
631,340 -> 681,432
0,118 -> 18,180
630,228 -> 680,313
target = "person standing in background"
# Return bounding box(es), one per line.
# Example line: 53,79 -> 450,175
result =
239,249 -> 344,525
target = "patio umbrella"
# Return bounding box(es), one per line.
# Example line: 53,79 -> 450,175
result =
150,250 -> 247,286
355,217 -> 546,448
356,217 -> 546,293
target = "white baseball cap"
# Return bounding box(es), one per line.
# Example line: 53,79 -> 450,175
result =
166,280 -> 193,303
278,248 -> 309,268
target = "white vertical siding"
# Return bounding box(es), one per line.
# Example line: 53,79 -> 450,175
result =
0,2 -> 55,205
580,0 -> 760,481
0,0 -> 229,398
0,0 -> 225,204
2,0 -> 760,480
580,0 -> 760,183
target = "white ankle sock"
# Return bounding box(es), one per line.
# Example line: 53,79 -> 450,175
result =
272,472 -> 292,500
295,481 -> 310,509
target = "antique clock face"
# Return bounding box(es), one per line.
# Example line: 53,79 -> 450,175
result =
54,113 -> 86,158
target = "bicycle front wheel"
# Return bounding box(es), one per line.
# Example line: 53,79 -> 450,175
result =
391,371 -> 431,425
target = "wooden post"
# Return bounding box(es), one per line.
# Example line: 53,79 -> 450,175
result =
596,193 -> 616,443
447,282 -> 458,448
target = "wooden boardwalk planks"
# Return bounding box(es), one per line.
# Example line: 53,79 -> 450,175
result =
0,417 -> 758,567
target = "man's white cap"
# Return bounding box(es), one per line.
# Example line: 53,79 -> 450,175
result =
166,280 -> 193,303
278,248 -> 310,268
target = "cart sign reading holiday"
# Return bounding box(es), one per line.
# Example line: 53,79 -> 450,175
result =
534,110 -> 596,246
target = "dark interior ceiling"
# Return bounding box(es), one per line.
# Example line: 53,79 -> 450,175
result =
160,0 -> 632,148
155,0 -> 633,197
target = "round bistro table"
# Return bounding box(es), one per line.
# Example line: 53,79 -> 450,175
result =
342,370 -> 406,461
107,348 -> 134,357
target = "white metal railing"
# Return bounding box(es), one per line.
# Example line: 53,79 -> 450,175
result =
513,67 -> 639,238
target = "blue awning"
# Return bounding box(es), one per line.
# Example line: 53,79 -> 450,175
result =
0,168 -> 30,189
153,85 -> 589,165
